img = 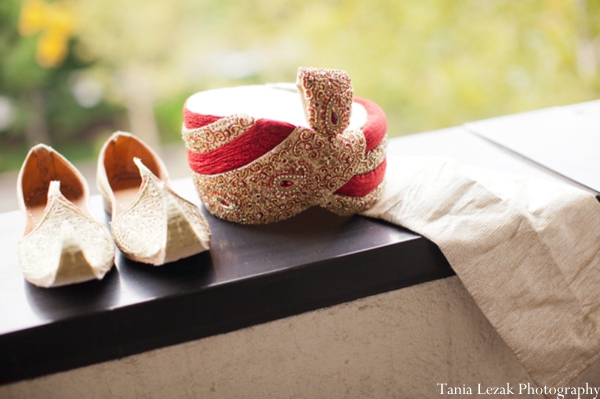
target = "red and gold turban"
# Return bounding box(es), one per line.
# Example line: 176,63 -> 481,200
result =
182,67 -> 387,224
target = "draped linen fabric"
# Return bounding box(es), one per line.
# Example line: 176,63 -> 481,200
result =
362,155 -> 600,387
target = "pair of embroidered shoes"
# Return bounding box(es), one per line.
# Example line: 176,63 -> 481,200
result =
17,132 -> 211,288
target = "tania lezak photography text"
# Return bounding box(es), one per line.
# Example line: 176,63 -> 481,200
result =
437,382 -> 600,398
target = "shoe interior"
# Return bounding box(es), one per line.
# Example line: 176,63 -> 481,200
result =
103,135 -> 163,214
20,146 -> 86,234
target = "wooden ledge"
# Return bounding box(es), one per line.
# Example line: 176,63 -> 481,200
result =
0,175 -> 453,385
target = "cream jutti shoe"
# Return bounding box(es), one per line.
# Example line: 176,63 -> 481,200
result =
17,144 -> 115,288
97,132 -> 210,265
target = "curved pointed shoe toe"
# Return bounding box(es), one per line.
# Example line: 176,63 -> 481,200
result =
97,132 -> 211,265
17,145 -> 115,288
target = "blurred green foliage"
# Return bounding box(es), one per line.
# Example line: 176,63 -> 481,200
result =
0,0 -> 599,172
0,0 -> 125,171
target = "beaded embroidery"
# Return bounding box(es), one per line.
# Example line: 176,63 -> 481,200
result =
182,114 -> 256,154
297,67 -> 353,136
183,67 -> 387,224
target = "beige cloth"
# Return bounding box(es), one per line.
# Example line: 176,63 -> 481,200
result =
362,155 -> 600,387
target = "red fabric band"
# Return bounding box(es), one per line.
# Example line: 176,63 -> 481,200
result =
184,95 -> 387,197
334,158 -> 387,197
354,97 -> 387,152
186,119 -> 296,175
184,107 -> 222,129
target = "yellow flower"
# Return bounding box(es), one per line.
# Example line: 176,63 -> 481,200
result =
19,0 -> 76,68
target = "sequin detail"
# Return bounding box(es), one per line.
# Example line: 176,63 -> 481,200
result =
182,114 -> 256,154
192,126 -> 366,224
183,67 -> 387,224
356,137 -> 388,175
18,182 -> 114,285
323,182 -> 385,216
111,162 -> 211,263
297,67 -> 353,136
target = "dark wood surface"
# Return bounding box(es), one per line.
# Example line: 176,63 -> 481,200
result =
0,160 -> 454,386
0,101 -> 598,385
